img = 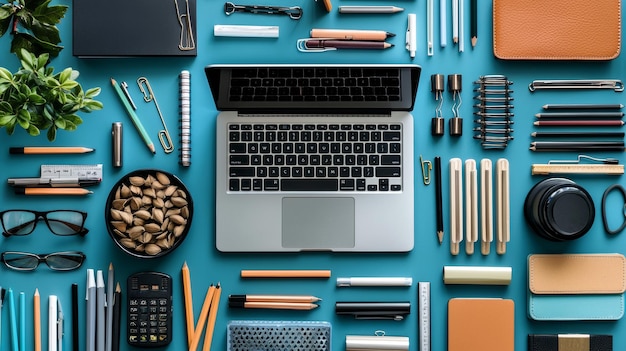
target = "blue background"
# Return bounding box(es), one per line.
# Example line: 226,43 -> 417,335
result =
0,0 -> 625,350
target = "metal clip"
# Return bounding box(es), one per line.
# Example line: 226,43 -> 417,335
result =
137,77 -> 175,153
224,2 -> 303,19
420,155 -> 432,185
529,79 -> 624,92
174,0 -> 195,50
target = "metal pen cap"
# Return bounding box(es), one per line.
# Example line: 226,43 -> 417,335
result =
112,122 -> 123,168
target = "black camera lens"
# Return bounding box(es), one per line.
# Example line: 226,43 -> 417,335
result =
524,177 -> 595,241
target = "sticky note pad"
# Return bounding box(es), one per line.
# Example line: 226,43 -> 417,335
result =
448,298 -> 514,351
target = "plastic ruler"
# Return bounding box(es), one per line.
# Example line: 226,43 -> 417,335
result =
40,164 -> 103,179
418,282 -> 430,351
531,164 -> 623,175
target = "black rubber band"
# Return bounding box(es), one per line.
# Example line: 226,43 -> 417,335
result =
601,184 -> 626,235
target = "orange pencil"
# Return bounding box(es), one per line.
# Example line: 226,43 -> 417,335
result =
189,285 -> 215,351
203,284 -> 221,351
10,147 -> 94,154
309,29 -> 394,41
181,262 -> 194,348
34,289 -> 41,351
14,188 -> 93,196
240,270 -> 331,279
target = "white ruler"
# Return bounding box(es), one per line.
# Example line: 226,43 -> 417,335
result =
418,282 -> 430,351
40,164 -> 103,179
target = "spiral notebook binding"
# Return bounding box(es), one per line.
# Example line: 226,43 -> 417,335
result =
179,70 -> 191,166
473,75 -> 514,149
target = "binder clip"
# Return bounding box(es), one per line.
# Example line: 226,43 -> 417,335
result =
346,331 -> 409,351
473,75 -> 514,149
430,74 -> 445,136
448,74 -> 463,136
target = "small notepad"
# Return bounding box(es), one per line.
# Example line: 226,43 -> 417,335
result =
448,298 -> 514,351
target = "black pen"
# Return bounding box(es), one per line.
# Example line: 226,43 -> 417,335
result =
111,283 -> 121,351
72,284 -> 79,351
7,177 -> 101,187
335,301 -> 411,320
543,103 -> 624,110
434,157 -> 443,244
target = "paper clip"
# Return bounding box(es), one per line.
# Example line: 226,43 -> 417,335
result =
137,77 -> 175,153
174,0 -> 195,50
529,79 -> 624,92
224,2 -> 303,20
420,155 -> 432,185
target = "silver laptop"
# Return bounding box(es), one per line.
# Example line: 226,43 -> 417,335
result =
206,64 -> 421,252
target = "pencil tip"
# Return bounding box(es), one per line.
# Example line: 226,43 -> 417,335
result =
531,132 -> 537,137
471,37 -> 477,47
437,231 -> 443,244
109,262 -> 113,269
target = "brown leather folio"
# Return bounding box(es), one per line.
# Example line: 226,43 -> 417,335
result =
493,0 -> 621,60
448,298 -> 514,351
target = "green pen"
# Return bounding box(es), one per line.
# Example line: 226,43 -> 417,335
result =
110,78 -> 156,154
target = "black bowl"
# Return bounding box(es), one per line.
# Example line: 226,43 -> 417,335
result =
105,169 -> 193,258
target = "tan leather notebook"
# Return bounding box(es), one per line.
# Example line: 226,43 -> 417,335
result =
493,0 -> 621,60
448,298 -> 514,351
528,254 -> 626,294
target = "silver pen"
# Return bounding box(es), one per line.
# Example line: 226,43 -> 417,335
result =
338,5 -> 404,13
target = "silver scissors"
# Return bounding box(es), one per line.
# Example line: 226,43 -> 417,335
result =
224,2 -> 303,19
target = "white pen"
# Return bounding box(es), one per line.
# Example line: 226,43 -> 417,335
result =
496,158 -> 510,255
337,277 -> 413,287
406,13 -> 417,58
96,270 -> 105,351
449,158 -> 463,256
465,159 -> 478,255
214,25 -> 279,38
480,159 -> 493,255
339,6 -> 404,13
440,0 -> 447,47
57,298 -> 64,351
458,0 -> 464,52
427,0 -> 434,56
49,295 -> 58,351
86,269 -> 96,351
452,0 -> 458,43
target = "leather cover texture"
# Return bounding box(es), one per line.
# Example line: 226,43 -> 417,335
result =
528,293 -> 624,321
493,0 -> 621,60
528,254 -> 626,294
448,298 -> 514,351
528,334 -> 612,351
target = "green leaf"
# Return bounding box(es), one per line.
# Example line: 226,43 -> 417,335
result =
28,93 -> 45,104
46,125 -> 56,141
0,67 -> 13,82
33,4 -> 67,26
58,67 -> 71,84
18,48 -> 36,71
0,114 -> 16,126
85,87 -> 101,99
0,101 -> 13,113
83,100 -> 103,111
54,117 -> 65,129
63,114 -> 82,126
16,108 -> 31,129
27,124 -> 40,136
11,32 -> 63,58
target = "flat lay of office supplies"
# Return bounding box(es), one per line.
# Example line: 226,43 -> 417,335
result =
4,0 -> 626,349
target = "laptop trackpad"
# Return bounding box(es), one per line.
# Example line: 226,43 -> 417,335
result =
282,197 -> 355,249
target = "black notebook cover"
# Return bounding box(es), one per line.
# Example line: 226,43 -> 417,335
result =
72,0 -> 197,57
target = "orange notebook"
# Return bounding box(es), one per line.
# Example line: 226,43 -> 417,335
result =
493,0 -> 621,60
448,298 -> 514,351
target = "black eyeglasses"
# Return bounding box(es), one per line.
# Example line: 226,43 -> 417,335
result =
0,210 -> 88,237
1,251 -> 86,271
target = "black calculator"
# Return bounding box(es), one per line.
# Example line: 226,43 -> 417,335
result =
127,272 -> 173,347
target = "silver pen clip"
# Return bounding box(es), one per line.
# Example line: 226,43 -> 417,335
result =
529,79 -> 624,92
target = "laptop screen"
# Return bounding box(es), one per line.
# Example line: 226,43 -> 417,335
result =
205,64 -> 421,114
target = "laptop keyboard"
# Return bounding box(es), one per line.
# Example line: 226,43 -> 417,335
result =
228,123 -> 403,192
227,67 -> 402,102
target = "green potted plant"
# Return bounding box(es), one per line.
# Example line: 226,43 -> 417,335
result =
0,49 -> 103,141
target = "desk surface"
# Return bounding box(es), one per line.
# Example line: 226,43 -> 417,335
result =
0,0 -> 625,350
